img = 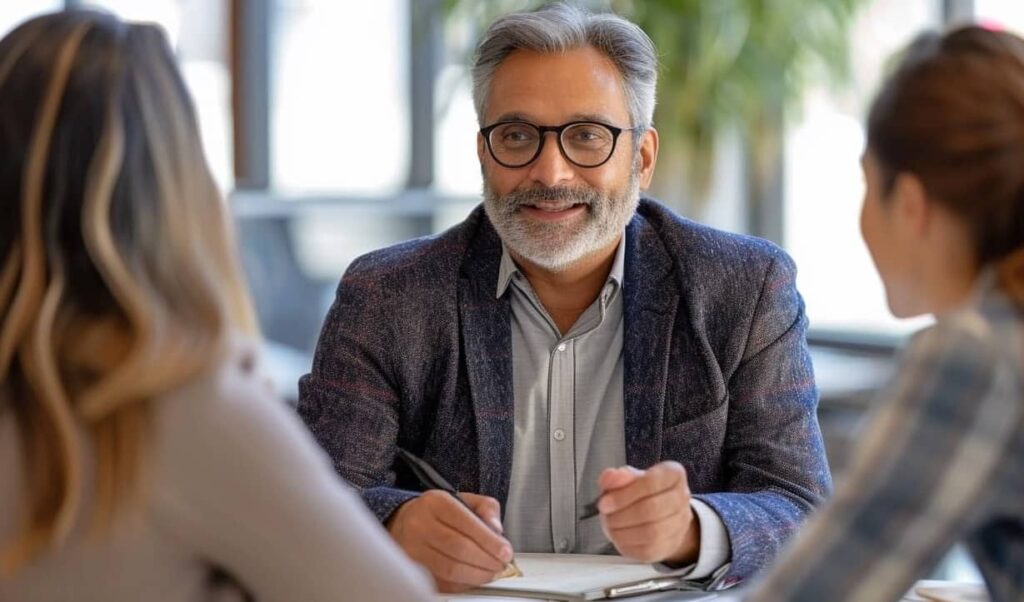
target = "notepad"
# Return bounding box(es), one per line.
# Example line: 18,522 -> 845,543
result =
465,553 -> 720,601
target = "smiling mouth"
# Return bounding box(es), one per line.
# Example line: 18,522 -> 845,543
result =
520,201 -> 586,212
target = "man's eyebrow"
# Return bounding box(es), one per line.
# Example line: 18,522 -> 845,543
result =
567,112 -> 619,124
490,112 -> 536,124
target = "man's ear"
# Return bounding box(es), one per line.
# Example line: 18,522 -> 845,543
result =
477,131 -> 487,165
637,127 -> 659,191
891,172 -> 930,238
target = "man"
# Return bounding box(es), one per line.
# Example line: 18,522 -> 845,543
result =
298,3 -> 831,593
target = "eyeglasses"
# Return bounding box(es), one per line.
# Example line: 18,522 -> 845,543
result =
480,120 -> 638,169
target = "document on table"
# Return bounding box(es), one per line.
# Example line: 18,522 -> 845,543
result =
456,553 -> 721,601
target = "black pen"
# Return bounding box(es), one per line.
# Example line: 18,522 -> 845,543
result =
579,496 -> 601,520
396,448 -> 523,577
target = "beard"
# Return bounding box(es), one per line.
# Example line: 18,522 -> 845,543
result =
483,164 -> 641,273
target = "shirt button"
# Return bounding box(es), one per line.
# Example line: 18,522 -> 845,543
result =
557,538 -> 570,552
556,343 -> 566,352
552,428 -> 566,441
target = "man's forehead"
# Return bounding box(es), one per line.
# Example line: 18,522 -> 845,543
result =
490,110 -> 620,125
484,46 -> 631,125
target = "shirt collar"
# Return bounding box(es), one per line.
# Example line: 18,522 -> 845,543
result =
495,232 -> 627,299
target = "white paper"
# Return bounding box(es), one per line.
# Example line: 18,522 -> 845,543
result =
468,553 -> 708,601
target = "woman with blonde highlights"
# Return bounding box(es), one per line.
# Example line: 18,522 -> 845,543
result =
0,10 -> 433,601
747,26 -> 1024,602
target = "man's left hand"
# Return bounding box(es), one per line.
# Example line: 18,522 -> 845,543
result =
596,461 -> 700,565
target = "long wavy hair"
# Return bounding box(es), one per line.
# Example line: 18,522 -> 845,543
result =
0,10 -> 258,573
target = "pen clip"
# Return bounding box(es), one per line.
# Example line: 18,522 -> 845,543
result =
703,562 -> 733,591
605,577 -> 682,598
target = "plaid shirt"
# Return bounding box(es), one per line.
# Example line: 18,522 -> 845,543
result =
747,274 -> 1024,602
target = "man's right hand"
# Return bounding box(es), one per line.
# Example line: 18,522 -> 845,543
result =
387,490 -> 515,593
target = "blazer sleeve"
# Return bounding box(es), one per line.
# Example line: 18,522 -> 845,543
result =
692,250 -> 833,585
297,258 -> 422,524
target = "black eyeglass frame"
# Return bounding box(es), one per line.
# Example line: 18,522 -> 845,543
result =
479,120 -> 641,169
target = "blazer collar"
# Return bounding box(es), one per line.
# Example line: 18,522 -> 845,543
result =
622,207 -> 680,468
458,211 -> 515,508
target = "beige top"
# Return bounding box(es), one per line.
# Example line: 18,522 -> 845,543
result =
0,338 -> 434,602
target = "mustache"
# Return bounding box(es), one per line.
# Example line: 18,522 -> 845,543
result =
501,186 -> 601,208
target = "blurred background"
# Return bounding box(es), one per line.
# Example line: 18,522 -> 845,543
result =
4,0 -> 1021,581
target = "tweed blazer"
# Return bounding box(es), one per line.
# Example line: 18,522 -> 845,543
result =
298,198 -> 832,584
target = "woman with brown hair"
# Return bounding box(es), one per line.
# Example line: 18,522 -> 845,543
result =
0,10 -> 433,601
747,26 -> 1024,602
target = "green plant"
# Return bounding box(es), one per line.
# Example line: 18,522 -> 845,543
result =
441,0 -> 864,214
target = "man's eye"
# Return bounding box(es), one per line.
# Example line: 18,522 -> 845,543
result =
570,128 -> 609,144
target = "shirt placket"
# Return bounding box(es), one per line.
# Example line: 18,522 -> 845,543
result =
548,336 -> 576,553
547,285 -> 615,554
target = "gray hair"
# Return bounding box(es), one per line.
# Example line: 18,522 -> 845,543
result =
471,2 -> 658,130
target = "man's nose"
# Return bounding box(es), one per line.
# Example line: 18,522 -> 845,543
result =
526,133 -> 575,188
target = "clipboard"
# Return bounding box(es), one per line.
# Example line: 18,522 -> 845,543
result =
465,553 -> 726,600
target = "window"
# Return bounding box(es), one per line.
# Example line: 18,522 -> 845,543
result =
78,0 -> 234,190
784,0 -> 940,335
270,0 -> 409,195
435,63 -> 482,196
0,1 -> 62,38
975,0 -> 1024,34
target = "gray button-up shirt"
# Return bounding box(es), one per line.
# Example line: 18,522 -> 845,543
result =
498,235 -> 730,577
500,239 -> 627,556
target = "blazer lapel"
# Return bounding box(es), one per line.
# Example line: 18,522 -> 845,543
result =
623,210 -> 679,469
457,216 -> 515,509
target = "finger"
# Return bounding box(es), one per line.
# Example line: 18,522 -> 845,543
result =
599,462 -> 686,514
431,496 -> 513,566
599,477 -> 678,516
610,519 -> 687,561
598,465 -> 642,492
460,492 -> 504,533
606,506 -> 688,546
602,488 -> 688,530
421,542 -> 503,587
428,519 -> 509,573
434,578 -> 473,594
